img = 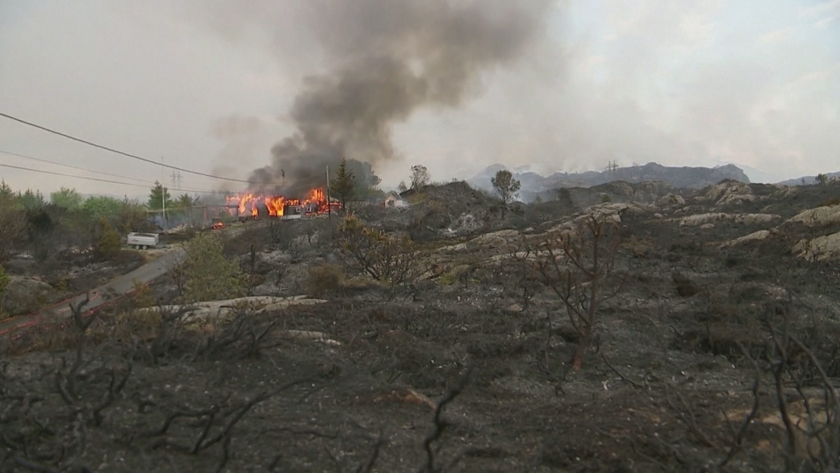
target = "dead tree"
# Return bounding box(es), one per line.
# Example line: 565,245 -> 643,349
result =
531,215 -> 620,370
763,304 -> 840,470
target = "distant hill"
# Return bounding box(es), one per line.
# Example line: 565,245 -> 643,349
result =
776,171 -> 840,187
468,162 -> 750,202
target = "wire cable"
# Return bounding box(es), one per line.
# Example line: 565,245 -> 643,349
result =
0,149 -> 157,185
0,162 -> 226,195
0,148 -> 228,195
0,111 -> 257,184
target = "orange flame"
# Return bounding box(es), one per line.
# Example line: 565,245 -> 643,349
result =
228,187 -> 337,219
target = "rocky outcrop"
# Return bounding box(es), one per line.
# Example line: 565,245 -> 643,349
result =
788,206 -> 840,227
695,180 -> 757,207
657,194 -> 686,208
678,213 -> 780,227
720,230 -> 772,248
137,295 -> 327,321
1,276 -> 57,316
792,233 -> 840,262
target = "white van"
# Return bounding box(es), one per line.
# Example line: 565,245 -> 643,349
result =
126,232 -> 159,249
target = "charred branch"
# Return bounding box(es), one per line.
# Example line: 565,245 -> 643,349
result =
420,370 -> 471,473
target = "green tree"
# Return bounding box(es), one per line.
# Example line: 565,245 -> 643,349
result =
173,193 -> 197,219
148,181 -> 174,211
115,197 -> 149,233
181,232 -> 246,303
0,182 -> 26,261
345,159 -> 382,200
18,189 -> 45,209
397,181 -> 407,193
82,195 -> 123,221
816,173 -> 828,185
175,193 -> 195,209
491,170 -> 521,210
0,180 -> 15,200
329,159 -> 356,212
556,188 -> 575,209
50,187 -> 84,210
410,165 -> 430,190
95,219 -> 122,260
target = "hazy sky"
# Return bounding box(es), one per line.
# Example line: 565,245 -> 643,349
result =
0,0 -> 838,198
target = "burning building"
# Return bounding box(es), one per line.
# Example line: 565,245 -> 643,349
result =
225,187 -> 339,221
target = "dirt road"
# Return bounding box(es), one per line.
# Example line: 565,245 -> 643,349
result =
0,247 -> 185,336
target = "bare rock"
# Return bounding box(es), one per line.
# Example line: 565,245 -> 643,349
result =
697,180 -> 756,206
679,213 -> 725,226
720,230 -> 772,248
679,213 -> 779,227
468,229 -> 520,250
788,205 -> 840,227
729,283 -> 787,303
656,194 -> 686,207
1,276 -> 57,316
792,232 -> 840,262
136,295 -> 326,321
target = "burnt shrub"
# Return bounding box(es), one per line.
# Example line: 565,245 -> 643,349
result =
672,272 -> 699,297
337,215 -> 420,286
304,263 -> 344,297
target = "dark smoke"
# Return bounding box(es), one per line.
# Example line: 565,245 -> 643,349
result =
249,0 -> 553,196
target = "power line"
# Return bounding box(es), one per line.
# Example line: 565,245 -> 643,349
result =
0,149 -> 157,185
0,149 -> 225,195
0,111 -> 257,185
0,162 -> 226,195
0,150 -> 329,193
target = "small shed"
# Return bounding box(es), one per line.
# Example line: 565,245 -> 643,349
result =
384,191 -> 409,208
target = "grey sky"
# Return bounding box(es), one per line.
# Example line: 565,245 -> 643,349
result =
0,0 -> 838,198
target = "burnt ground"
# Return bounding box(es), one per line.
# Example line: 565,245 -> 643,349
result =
1,250 -> 147,318
3,180 -> 840,472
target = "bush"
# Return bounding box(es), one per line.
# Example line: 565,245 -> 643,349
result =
0,264 -> 8,294
304,263 -> 344,297
0,191 -> 26,261
338,215 -> 420,285
181,232 -> 246,303
131,279 -> 156,308
96,220 -> 122,260
819,197 -> 840,207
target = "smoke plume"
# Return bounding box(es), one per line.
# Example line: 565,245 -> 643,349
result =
247,0 -> 553,195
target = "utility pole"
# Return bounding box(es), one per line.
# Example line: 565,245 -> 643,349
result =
161,157 -> 167,229
170,170 -> 182,190
325,165 -> 332,224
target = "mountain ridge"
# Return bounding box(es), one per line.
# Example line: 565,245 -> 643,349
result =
467,162 -> 750,201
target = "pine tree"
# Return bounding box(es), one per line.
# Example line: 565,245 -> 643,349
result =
491,170 -> 521,218
148,181 -> 173,211
329,159 -> 356,212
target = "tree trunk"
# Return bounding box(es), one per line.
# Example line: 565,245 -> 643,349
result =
571,330 -> 589,370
